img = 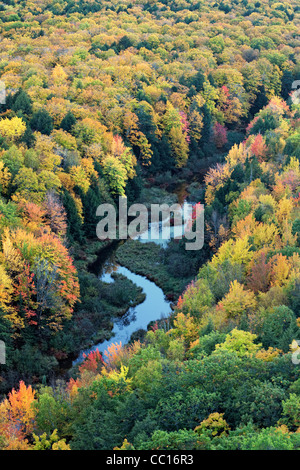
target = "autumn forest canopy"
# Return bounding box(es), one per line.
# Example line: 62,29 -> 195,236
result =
0,0 -> 300,451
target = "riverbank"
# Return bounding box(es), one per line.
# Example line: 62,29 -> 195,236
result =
74,264 -> 173,364
59,165 -> 213,375
115,240 -> 193,301
55,238 -> 149,376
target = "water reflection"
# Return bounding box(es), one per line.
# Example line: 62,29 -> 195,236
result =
74,192 -> 195,364
74,265 -> 172,363
134,199 -> 196,247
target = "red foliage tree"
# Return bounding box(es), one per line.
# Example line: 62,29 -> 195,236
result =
246,251 -> 272,293
213,122 -> 228,148
250,134 -> 268,161
79,349 -> 104,374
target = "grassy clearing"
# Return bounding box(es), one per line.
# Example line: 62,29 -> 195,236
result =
115,239 -> 193,301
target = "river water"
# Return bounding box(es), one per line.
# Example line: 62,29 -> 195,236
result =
74,183 -> 198,364
75,262 -> 172,363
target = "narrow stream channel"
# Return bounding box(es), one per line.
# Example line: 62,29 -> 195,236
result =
75,263 -> 172,363
74,182 -> 200,365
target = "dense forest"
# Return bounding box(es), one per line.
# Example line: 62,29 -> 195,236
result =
0,0 -> 300,451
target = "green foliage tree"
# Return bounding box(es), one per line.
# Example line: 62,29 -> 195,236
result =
30,110 -> 54,135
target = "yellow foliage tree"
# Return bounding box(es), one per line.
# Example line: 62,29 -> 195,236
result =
34,133 -> 61,171
0,264 -> 13,312
210,236 -> 253,268
219,280 -> 257,318
0,161 -> 11,195
270,253 -> 291,287
252,222 -> 279,249
214,328 -> 261,357
169,312 -> 199,346
0,117 -> 26,143
225,142 -> 250,167
51,65 -> 68,85
276,197 -> 294,227
195,412 -> 230,438
6,381 -> 36,435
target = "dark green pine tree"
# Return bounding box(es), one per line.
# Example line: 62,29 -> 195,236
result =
79,177 -> 106,238
60,111 -> 77,133
125,164 -> 143,202
192,70 -> 205,92
62,189 -> 84,243
0,309 -> 13,371
10,88 -> 33,116
292,219 -> 300,246
20,125 -> 36,148
250,85 -> 268,117
30,109 -> 54,135
200,104 -> 212,144
244,155 -> 262,183
281,70 -> 295,101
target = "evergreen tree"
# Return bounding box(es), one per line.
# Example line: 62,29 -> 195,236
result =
10,88 -> 32,116
125,164 -> 143,202
62,189 -> 84,243
20,125 -> 36,148
81,183 -> 102,238
250,86 -> 268,117
79,177 -> 113,238
30,109 -> 54,135
201,104 -> 212,144
60,111 -> 77,133
281,70 -> 294,101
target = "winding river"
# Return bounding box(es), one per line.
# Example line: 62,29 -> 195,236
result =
75,261 -> 172,364
74,183 -> 197,364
